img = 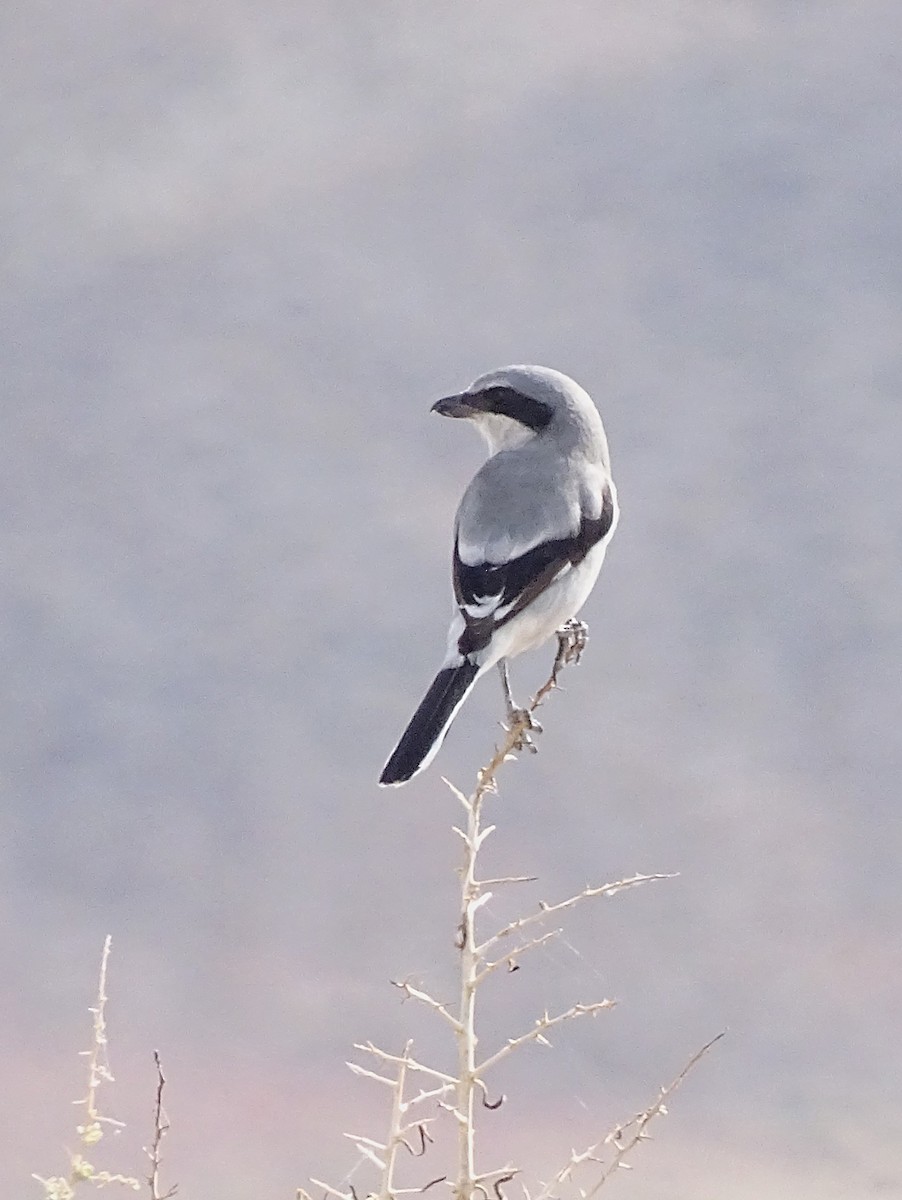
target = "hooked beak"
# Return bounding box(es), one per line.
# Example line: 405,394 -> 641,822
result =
431,393 -> 480,418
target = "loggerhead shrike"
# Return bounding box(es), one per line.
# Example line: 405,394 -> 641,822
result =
379,364 -> 618,787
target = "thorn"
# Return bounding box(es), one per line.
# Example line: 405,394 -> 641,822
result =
493,1173 -> 517,1200
401,1124 -> 434,1157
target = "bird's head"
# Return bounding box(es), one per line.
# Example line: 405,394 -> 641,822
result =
431,365 -> 603,457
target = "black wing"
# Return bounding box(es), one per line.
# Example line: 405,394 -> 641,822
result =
452,486 -> 615,657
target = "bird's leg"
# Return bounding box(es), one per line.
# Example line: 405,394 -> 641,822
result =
498,659 -> 516,717
497,659 -> 542,752
552,618 -> 589,682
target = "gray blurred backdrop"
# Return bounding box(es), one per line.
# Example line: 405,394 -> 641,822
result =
4,2 -> 901,1197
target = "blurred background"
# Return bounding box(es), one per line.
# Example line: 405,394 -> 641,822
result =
3,2 -> 901,1197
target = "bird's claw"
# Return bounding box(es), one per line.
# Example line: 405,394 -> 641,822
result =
504,707 -> 543,753
554,618 -> 589,675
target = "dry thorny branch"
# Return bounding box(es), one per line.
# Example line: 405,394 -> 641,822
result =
33,936 -> 141,1199
146,1051 -> 178,1200
299,622 -> 722,1200
33,938 -> 178,1200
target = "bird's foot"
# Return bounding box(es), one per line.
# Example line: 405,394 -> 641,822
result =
553,618 -> 589,679
503,706 -> 543,754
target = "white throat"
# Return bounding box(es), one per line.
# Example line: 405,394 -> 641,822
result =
472,412 -> 536,455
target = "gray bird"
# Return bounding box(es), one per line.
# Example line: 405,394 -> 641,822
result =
379,365 -> 618,787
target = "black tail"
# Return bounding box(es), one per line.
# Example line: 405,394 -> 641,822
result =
379,662 -> 480,787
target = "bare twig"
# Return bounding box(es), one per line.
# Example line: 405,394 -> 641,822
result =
475,929 -> 562,984
392,979 -> 464,1031
448,636 -> 593,1200
378,1041 -> 411,1200
74,934 -> 125,1143
479,875 -> 538,886
477,1002 -> 616,1075
307,1179 -> 354,1200
343,1041 -> 449,1200
534,1032 -> 726,1200
353,1042 -> 457,1086
145,1051 -> 177,1199
454,780 -> 482,1200
33,936 -> 141,1199
479,874 -> 675,956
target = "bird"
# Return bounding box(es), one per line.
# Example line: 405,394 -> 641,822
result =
378,364 -> 618,787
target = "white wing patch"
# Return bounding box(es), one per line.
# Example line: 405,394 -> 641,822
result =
460,562 -> 574,624
462,592 -> 505,618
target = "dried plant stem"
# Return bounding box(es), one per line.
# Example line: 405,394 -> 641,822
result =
453,782 -> 482,1200
378,1039 -> 411,1200
447,624 -> 592,1200
146,1051 -> 177,1199
298,622 -> 720,1200
480,873 -> 675,957
77,934 -> 124,1144
531,1032 -> 726,1200
33,936 -> 141,1199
